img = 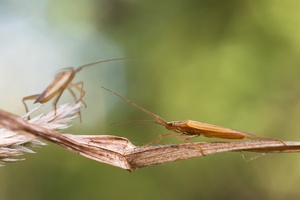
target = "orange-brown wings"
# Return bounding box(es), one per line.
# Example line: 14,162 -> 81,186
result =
183,120 -> 274,140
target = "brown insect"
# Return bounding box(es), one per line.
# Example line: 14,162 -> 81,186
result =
22,57 -> 131,119
101,86 -> 285,154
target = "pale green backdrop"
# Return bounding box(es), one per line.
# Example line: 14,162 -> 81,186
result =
1,1 -> 300,199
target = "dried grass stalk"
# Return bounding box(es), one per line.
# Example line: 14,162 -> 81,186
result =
0,103 -> 82,165
1,103 -> 300,171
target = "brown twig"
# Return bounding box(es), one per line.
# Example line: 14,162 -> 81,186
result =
0,104 -> 299,171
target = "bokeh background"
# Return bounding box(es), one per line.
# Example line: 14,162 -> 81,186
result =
1,0 -> 300,199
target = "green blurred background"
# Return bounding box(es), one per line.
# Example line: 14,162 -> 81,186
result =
1,0 -> 300,199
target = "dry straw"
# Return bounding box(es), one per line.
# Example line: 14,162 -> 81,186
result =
1,102 -> 300,172
0,103 -> 81,166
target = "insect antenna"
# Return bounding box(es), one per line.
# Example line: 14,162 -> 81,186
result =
75,57 -> 137,73
101,86 -> 168,126
110,119 -> 157,125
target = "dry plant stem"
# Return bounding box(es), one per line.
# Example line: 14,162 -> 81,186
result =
1,105 -> 300,171
126,141 -> 300,170
0,128 -> 43,163
0,107 -> 46,165
0,104 -> 134,169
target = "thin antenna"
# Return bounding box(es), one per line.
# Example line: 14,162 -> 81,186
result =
75,57 -> 137,73
101,86 -> 168,126
110,120 -> 157,125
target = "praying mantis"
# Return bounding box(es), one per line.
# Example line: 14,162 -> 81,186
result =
101,87 -> 285,154
22,57 -> 131,119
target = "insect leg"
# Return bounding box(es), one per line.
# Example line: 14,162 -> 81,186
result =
67,82 -> 87,122
68,82 -> 86,107
178,134 -> 206,156
242,133 -> 286,146
67,83 -> 86,107
67,87 -> 83,122
22,94 -> 40,119
143,132 -> 183,147
51,89 -> 65,116
144,132 -> 205,155
67,87 -> 77,102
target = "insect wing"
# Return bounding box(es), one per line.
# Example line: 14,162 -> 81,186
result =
34,70 -> 75,103
185,120 -> 246,139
